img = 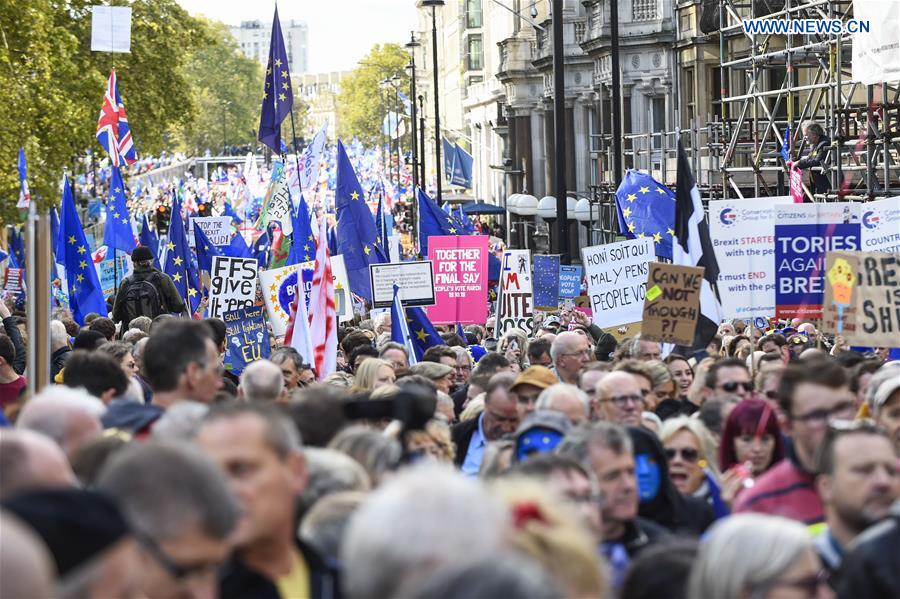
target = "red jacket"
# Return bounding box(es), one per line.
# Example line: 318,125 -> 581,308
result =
734,448 -> 824,526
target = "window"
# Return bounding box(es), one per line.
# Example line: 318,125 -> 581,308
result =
682,67 -> 695,128
467,35 -> 483,71
466,0 -> 483,28
650,97 -> 666,149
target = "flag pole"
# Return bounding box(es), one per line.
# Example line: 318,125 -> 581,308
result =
288,111 -> 304,197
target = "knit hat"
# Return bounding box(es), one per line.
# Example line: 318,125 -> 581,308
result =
131,246 -> 154,263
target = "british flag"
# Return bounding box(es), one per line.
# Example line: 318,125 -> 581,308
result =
96,69 -> 137,167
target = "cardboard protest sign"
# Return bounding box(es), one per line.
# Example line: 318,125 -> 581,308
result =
774,203 -> 860,319
369,261 -> 435,309
496,249 -> 533,336
4,268 -> 23,294
559,265 -> 582,298
223,305 -> 271,374
709,197 -> 788,319
823,250 -> 900,346
582,238 -> 654,328
533,255 -> 561,310
209,256 -> 259,319
428,235 -> 488,324
641,263 -> 705,345
190,217 -> 231,248
860,196 -> 900,253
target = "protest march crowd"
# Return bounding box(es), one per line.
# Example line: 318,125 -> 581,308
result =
3,8 -> 900,599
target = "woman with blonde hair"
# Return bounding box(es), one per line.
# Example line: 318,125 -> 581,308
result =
498,330 -> 529,372
349,358 -> 395,393
490,477 -> 607,598
405,420 -> 456,463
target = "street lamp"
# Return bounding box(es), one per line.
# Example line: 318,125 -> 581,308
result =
405,32 -> 420,189
221,100 -> 231,156
550,0 -> 569,264
390,74 -> 402,188
422,0 -> 444,202
378,79 -> 390,182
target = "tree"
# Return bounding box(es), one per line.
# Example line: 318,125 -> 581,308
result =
336,43 -> 410,147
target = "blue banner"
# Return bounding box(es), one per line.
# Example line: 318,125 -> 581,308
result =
223,305 -> 272,374
533,255 -> 561,310
774,223 -> 860,318
98,253 -> 130,298
559,265 -> 583,298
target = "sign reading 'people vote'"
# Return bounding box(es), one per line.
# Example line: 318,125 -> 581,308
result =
641,263 -> 705,346
209,256 -> 259,319
582,238 -> 654,328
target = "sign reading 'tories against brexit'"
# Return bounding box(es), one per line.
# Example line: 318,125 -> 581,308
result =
774,203 -> 861,319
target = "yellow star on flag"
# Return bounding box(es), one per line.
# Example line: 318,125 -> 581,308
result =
172,273 -> 182,282
269,284 -> 277,292
76,274 -> 84,283
653,232 -> 662,243
167,241 -> 175,251
270,294 -> 278,304
121,218 -> 128,225
114,187 -> 121,194
639,186 -> 650,194
267,67 -> 272,75
449,228 -> 457,234
281,70 -> 288,78
77,245 -> 86,255
627,194 -> 637,202
623,207 -> 632,218
363,245 -> 371,255
637,232 -> 646,239
173,256 -> 183,266
274,58 -> 282,67
415,328 -> 429,342
667,227 -> 675,236
68,235 -> 76,245
281,81 -> 289,90
656,187 -> 667,194
112,211 -> 120,219
72,284 -> 78,293
79,260 -> 87,269
187,288 -> 197,297
350,191 -> 360,200
627,222 -> 636,233
278,93 -> 286,102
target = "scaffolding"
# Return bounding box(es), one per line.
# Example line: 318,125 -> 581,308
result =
586,0 -> 899,244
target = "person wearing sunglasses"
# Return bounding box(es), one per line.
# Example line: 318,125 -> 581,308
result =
659,418 -> 721,508
813,421 -> 899,589
735,362 -> 856,526
703,357 -> 754,401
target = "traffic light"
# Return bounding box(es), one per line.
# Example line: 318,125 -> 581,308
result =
155,204 -> 171,235
197,202 -> 209,216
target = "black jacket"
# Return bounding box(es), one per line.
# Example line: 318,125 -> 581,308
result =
837,503 -> 900,599
219,538 -> 341,599
450,416 -> 480,467
50,346 -> 72,379
2,316 -> 26,375
111,263 -> 186,324
608,517 -> 669,558
796,137 -> 831,194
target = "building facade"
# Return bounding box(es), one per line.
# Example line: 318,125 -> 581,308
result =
230,19 -> 309,76
297,72 -> 349,140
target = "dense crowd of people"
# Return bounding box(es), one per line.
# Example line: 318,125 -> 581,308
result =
1,296 -> 898,598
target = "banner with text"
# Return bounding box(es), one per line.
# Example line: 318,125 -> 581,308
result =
496,249 -> 534,336
860,196 -> 900,253
582,238 -> 654,328
641,263 -> 705,346
533,255 -> 561,310
190,216 -> 232,248
428,235 -> 488,324
209,256 -> 259,319
370,261 -> 435,309
223,305 -> 271,374
774,203 -> 860,318
710,197 -> 789,319
559,265 -> 582,298
259,256 -> 352,336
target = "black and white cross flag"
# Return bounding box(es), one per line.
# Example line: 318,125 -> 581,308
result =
674,139 -> 723,350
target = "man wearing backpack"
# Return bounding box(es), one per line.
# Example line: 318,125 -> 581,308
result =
112,246 -> 186,328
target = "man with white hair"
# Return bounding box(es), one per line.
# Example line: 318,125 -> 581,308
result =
16,386 -> 105,458
50,320 -> 71,379
374,312 -> 391,336
341,465 -> 509,599
551,331 -> 591,385
628,335 -> 662,362
238,360 -> 285,403
0,429 -> 78,499
594,371 -> 645,426
536,383 -> 590,425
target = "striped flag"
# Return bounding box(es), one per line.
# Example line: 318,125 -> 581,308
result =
95,69 -> 137,167
284,264 -> 314,367
674,140 -> 722,350
391,285 -> 418,366
308,217 -> 337,379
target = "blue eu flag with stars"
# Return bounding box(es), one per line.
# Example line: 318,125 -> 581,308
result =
391,292 -> 446,363
257,7 -> 293,154
287,194 -> 316,265
336,140 -> 388,302
163,197 -> 201,314
103,166 -> 136,254
193,223 -> 222,273
614,170 -> 675,260
139,213 -> 161,269
58,176 -> 107,324
417,188 -> 468,258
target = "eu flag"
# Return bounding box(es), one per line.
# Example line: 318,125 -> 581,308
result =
223,232 -> 253,259
614,170 -> 675,261
58,176 -> 107,324
417,188 -> 467,257
163,197 -> 199,314
287,194 -> 316,265
193,223 -> 222,273
390,285 -> 418,365
402,306 -> 446,362
257,7 -> 293,154
103,166 -> 136,254
139,213 -> 161,269
375,192 -> 390,258
336,140 -> 388,302
223,201 -> 244,224
781,126 -> 791,162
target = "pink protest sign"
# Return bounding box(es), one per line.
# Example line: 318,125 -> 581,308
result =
790,166 -> 804,203
428,235 -> 489,325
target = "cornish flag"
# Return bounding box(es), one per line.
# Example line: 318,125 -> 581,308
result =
674,140 -> 722,349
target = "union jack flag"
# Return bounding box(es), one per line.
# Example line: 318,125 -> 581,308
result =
96,69 -> 137,167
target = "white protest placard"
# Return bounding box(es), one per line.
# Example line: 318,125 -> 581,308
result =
860,196 -> 900,253
709,197 -> 788,319
190,217 -> 232,248
209,256 -> 259,319
265,176 -> 293,235
369,261 -> 435,309
91,6 -> 132,53
851,0 -> 900,85
496,249 -> 534,336
582,238 -> 654,328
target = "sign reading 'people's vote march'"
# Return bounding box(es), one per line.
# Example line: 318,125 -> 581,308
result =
582,238 -> 654,328
496,249 -> 533,336
209,256 -> 259,319
641,263 -> 705,346
223,305 -> 271,374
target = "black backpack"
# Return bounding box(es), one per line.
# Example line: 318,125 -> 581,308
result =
120,272 -> 166,322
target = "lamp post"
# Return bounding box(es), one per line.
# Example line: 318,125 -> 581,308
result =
551,0 -> 569,264
418,94 -> 426,189
378,79 -> 389,184
405,32 -> 420,189
390,75 -> 403,189
221,100 -> 231,156
422,0 -> 444,202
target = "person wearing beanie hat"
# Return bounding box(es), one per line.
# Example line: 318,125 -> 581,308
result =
2,488 -> 141,597
111,245 -> 185,327
409,362 -> 455,394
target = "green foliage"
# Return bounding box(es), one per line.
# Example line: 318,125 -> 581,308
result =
336,43 -> 410,147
